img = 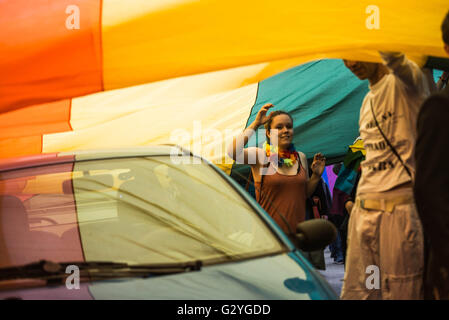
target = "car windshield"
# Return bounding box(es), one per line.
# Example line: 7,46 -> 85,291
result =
0,156 -> 285,271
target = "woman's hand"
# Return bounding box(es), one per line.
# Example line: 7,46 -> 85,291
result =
311,153 -> 326,176
306,153 -> 326,197
253,103 -> 274,127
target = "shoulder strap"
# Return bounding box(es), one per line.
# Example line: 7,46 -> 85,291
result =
368,98 -> 412,179
298,152 -> 308,176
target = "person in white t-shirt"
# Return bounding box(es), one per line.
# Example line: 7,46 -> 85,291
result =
340,52 -> 434,300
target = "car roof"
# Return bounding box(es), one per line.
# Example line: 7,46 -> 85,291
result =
0,145 -> 187,172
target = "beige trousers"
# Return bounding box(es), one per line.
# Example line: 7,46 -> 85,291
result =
340,188 -> 424,300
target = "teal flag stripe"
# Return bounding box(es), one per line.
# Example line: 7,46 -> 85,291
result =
245,59 -> 369,160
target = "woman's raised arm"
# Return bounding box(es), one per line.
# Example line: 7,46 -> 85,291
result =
227,103 -> 274,165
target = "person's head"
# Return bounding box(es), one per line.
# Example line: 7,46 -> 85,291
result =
264,111 -> 294,149
343,59 -> 384,81
442,10 -> 449,55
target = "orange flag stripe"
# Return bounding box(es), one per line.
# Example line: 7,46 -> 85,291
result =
0,100 -> 72,140
0,0 -> 103,113
0,136 -> 43,159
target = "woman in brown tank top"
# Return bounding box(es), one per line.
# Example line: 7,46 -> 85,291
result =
228,103 -> 326,235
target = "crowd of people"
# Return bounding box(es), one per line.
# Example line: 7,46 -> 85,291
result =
228,10 -> 449,300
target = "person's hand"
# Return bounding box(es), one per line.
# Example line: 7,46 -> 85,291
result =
254,103 -> 274,127
345,201 -> 354,215
310,153 -> 326,176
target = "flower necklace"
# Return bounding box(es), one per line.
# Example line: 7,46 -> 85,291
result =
263,141 -> 299,167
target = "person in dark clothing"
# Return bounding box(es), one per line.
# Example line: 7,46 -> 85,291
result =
414,10 -> 449,300
303,176 -> 332,270
327,164 -> 345,264
339,170 -> 360,265
330,139 -> 365,265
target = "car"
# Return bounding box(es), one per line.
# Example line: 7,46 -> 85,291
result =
0,146 -> 337,300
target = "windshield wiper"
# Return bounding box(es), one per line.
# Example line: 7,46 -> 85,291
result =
0,259 -> 203,283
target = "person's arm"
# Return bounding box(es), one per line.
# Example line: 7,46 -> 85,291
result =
344,170 -> 361,215
306,153 -> 326,198
379,51 -> 425,91
227,121 -> 261,165
227,103 -> 273,165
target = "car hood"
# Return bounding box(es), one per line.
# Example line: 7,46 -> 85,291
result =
0,252 -> 337,300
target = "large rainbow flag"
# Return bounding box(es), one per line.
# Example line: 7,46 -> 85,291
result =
1,1 -> 447,173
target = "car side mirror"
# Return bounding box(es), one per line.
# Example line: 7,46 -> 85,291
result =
294,219 -> 337,252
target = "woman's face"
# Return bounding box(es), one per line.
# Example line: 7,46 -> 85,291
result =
267,114 -> 294,149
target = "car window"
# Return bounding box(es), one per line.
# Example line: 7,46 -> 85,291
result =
0,156 -> 285,269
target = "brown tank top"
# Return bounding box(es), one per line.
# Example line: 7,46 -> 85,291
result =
254,162 -> 307,235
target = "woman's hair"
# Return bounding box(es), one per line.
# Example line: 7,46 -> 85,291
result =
264,110 -> 294,144
264,111 -> 293,131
